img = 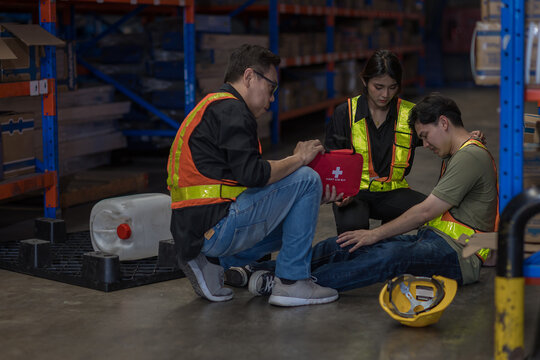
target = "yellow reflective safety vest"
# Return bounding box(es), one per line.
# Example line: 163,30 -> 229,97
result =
167,92 -> 247,209
425,139 -> 499,263
349,95 -> 415,192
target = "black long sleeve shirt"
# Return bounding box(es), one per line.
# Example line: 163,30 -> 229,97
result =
171,84 -> 271,261
324,95 -> 420,179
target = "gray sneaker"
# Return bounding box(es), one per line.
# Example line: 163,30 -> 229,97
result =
269,277 -> 339,307
179,253 -> 234,302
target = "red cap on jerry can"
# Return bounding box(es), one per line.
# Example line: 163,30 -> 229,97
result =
117,223 -> 132,240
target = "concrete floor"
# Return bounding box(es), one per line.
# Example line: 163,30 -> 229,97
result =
1,87 -> 540,359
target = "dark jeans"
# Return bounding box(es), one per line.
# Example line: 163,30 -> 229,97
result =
332,188 -> 427,234
310,228 -> 463,292
249,228 -> 463,291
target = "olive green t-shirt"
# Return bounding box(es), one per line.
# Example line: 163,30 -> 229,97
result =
427,143 -> 498,284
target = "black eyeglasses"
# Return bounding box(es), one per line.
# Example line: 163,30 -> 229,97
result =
252,69 -> 278,96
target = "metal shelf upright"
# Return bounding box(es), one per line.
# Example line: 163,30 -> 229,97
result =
0,0 -> 195,218
495,1 -> 540,359
0,0 -> 60,218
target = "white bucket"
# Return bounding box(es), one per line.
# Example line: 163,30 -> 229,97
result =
89,193 -> 173,261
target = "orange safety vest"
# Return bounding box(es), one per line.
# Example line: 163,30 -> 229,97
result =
167,92 -> 248,209
425,138 -> 499,262
349,95 -> 415,192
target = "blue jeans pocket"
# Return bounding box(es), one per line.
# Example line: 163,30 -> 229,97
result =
223,220 -> 267,256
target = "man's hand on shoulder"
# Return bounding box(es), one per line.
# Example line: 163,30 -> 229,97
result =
470,130 -> 486,145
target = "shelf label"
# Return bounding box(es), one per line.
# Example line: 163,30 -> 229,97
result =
29,81 -> 39,96
39,79 -> 48,95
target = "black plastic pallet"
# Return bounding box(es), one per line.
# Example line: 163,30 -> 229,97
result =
0,231 -> 184,292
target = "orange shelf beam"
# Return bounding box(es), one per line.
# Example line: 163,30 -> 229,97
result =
0,79 -> 51,99
67,0 -> 192,6
278,4 -> 328,15
0,171 -> 56,201
194,4 -> 421,20
281,46 -> 422,68
525,88 -> 540,102
279,97 -> 346,122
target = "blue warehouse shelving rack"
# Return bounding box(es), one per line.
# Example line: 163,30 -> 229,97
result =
67,0 -> 196,138
0,0 -> 195,217
496,0 -> 540,359
196,1 -> 424,144
268,0 -> 424,143
0,0 -> 60,219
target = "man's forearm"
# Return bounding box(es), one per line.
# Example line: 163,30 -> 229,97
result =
372,202 -> 434,240
267,155 -> 303,184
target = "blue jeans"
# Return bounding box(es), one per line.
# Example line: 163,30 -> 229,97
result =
201,166 -> 322,281
310,228 -> 463,292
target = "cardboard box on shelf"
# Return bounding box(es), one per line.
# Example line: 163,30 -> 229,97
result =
481,0 -> 540,22
524,150 -> 540,188
0,23 -> 65,83
480,0 -> 502,22
472,20 -> 540,86
471,21 -> 500,85
525,113 -> 540,144
199,34 -> 268,51
0,112 -> 35,178
523,143 -> 540,244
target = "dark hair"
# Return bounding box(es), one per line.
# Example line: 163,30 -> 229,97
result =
361,49 -> 402,95
223,44 -> 281,83
409,93 -> 464,129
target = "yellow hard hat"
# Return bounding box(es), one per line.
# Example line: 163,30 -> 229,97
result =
379,274 -> 457,327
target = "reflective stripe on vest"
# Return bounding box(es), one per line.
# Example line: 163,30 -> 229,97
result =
167,92 -> 247,209
425,139 -> 498,262
170,184 -> 247,202
349,95 -> 414,192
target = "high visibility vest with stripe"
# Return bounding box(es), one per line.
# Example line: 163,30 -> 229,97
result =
349,95 -> 415,192
425,139 -> 499,263
167,92 -> 247,209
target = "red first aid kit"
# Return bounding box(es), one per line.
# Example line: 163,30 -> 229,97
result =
308,149 -> 363,197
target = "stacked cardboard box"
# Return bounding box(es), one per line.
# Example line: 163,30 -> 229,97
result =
0,86 -> 130,176
473,0 -> 540,85
279,68 -> 327,112
0,112 -> 35,179
0,24 -> 75,91
197,34 -> 268,97
481,0 -> 540,21
197,33 -> 272,139
279,33 -> 326,59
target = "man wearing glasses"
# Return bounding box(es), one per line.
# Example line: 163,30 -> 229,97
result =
167,44 -> 339,306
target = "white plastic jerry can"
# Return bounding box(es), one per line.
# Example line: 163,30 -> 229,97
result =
89,193 -> 173,261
